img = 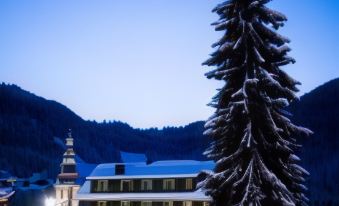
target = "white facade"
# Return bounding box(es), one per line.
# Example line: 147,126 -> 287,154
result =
55,185 -> 80,206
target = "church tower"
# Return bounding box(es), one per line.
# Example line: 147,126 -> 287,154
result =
54,130 -> 80,206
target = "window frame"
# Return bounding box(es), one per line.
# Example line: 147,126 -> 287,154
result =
121,180 -> 133,192
163,179 -> 175,190
98,201 -> 107,206
141,179 -> 153,191
141,201 -> 152,206
185,178 -> 193,190
97,180 -> 108,192
121,201 -> 131,206
163,201 -> 173,206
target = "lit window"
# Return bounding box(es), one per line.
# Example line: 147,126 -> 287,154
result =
163,202 -> 173,206
141,180 -> 152,191
184,201 -> 192,206
98,201 -> 107,206
98,180 -> 108,192
163,179 -> 175,190
203,202 -> 210,206
142,201 -> 152,206
121,201 -> 131,206
185,179 -> 193,190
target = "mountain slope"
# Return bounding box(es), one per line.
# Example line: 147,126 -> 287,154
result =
0,83 -> 207,178
289,78 -> 339,202
1,79 -> 339,203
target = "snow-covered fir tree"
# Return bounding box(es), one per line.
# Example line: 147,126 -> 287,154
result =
199,0 -> 313,205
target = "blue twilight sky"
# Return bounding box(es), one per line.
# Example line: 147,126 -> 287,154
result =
0,0 -> 338,128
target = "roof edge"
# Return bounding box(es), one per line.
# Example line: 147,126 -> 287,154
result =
86,173 -> 201,180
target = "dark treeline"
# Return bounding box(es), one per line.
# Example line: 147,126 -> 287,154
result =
289,78 -> 339,203
0,80 -> 339,204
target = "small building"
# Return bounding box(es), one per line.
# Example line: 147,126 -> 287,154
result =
76,160 -> 214,206
54,131 -> 215,206
0,173 -> 15,206
54,130 -> 80,206
0,191 -> 14,206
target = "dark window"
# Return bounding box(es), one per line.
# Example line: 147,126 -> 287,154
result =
153,202 -> 163,206
176,179 -> 186,191
131,202 -> 141,206
79,201 -> 94,206
91,181 -> 98,192
193,202 -> 203,206
111,202 -> 121,206
134,179 -> 141,192
63,165 -> 76,173
121,180 -> 133,192
153,180 -> 162,191
109,180 -> 121,192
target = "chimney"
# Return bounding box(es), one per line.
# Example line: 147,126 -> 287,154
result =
115,164 -> 125,175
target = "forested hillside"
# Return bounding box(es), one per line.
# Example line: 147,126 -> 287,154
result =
289,78 -> 339,203
0,83 -> 207,178
1,79 -> 339,203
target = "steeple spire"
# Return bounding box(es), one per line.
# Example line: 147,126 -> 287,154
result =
66,129 -> 74,147
57,129 -> 78,185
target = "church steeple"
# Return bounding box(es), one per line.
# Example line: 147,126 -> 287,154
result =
57,129 -> 78,185
54,130 -> 80,206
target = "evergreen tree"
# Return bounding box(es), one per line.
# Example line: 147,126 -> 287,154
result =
199,0 -> 312,205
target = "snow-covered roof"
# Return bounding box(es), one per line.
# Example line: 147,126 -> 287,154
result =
76,181 -> 210,201
0,187 -> 14,199
0,170 -> 12,181
76,163 -> 98,185
120,151 -> 147,163
87,160 -> 214,180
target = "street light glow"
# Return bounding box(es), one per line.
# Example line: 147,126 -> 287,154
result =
45,197 -> 55,206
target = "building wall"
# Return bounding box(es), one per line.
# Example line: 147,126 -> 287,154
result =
0,200 -> 9,206
79,200 -> 208,206
55,185 -> 80,206
90,178 -> 196,193
71,186 -> 80,206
